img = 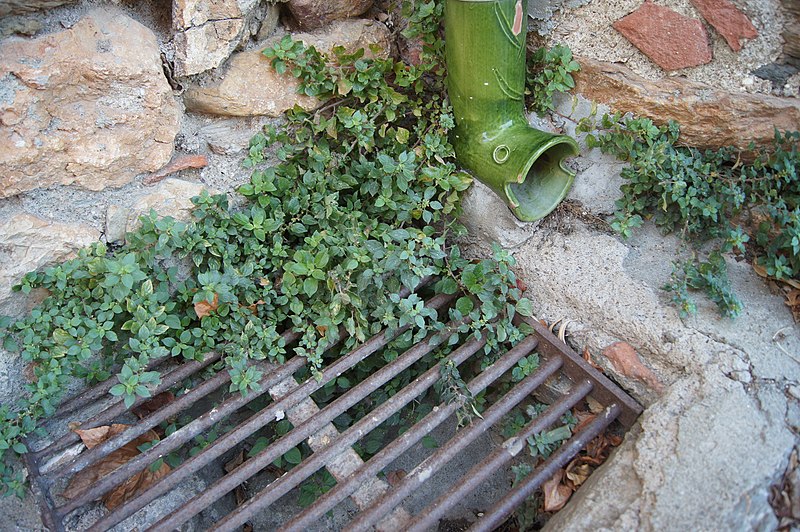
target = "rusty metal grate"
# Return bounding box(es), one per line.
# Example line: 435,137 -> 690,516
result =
23,286 -> 641,531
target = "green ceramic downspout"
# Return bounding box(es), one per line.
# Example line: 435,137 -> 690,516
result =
445,0 -> 579,221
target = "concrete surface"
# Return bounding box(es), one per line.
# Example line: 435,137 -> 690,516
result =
458,97 -> 800,530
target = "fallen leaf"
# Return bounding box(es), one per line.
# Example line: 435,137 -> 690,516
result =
753,260 -> 800,290
24,362 -> 40,383
316,325 -> 328,336
386,469 -> 407,486
259,278 -> 270,287
582,347 -> 603,372
785,289 -> 800,323
63,424 -> 170,510
542,469 -> 572,512
142,154 -> 208,186
245,300 -> 265,313
225,450 -> 245,474
585,397 -> 604,414
224,450 -> 248,506
565,458 -> 593,488
194,293 -> 219,318
73,423 -> 129,448
601,341 -> 663,393
132,392 -> 175,420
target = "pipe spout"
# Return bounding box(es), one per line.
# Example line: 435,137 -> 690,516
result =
445,0 -> 579,222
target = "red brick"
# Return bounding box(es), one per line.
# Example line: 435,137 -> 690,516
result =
690,0 -> 758,51
613,1 -> 713,71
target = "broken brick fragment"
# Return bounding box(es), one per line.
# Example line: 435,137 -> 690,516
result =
613,1 -> 712,71
690,0 -> 758,52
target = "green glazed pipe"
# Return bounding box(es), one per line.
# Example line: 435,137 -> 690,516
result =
445,0 -> 579,221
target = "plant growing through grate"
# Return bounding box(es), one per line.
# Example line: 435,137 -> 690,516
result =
0,0 -> 618,526
22,285 -> 640,531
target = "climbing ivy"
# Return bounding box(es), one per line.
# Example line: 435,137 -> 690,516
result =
0,0 -> 538,497
580,113 -> 799,317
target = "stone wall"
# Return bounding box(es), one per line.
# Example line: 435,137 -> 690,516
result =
0,0 -> 798,530
0,0 -> 392,325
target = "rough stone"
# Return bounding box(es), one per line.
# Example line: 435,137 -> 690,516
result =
612,1 -> 712,71
286,0 -> 373,31
454,200 -> 800,531
172,0 -> 266,76
104,178 -> 210,243
0,9 -> 180,199
0,15 -> 43,38
573,57 -> 800,150
783,0 -> 800,66
184,19 -> 392,117
690,0 -> 758,52
0,0 -> 76,17
0,213 -> 100,317
255,2 -> 282,41
0,213 -> 99,409
459,180 -> 540,249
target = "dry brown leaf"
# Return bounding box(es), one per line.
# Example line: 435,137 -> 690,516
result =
24,362 -> 40,383
582,347 -> 603,372
225,450 -> 245,474
74,423 -> 129,448
142,154 -> 208,186
585,397 -> 604,414
543,469 -> 572,512
601,341 -> 664,393
194,293 -> 219,318
785,289 -> 800,323
63,424 -> 170,510
386,469 -> 407,486
565,458 -> 593,488
316,325 -> 328,336
132,392 -> 175,420
753,260 -> 800,289
245,300 -> 265,313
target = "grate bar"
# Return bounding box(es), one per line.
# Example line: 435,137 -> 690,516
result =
33,351 -> 221,462
86,292 -> 453,531
470,402 -> 622,532
406,379 -> 594,532
520,317 -> 639,427
151,318 -> 464,531
60,354 -> 305,519
23,279 -> 643,532
346,347 -> 560,532
51,356 -> 168,422
280,334 -> 544,532
212,334 -> 504,532
80,355 -> 306,529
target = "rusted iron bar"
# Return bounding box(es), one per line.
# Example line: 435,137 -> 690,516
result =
51,363 -> 231,479
406,379 -> 595,532
47,332 -> 299,480
281,335 -> 544,532
211,334 -> 504,532
85,293 -> 454,531
520,316 -> 641,427
470,403 -> 622,532
51,357 -> 168,421
32,351 -> 221,461
22,440 -> 64,532
59,355 -> 305,520
151,319 -> 465,531
346,349 -> 561,532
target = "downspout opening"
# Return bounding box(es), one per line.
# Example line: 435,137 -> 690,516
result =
506,139 -> 579,221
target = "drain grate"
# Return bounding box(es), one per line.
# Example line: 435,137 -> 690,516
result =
23,286 -> 641,531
